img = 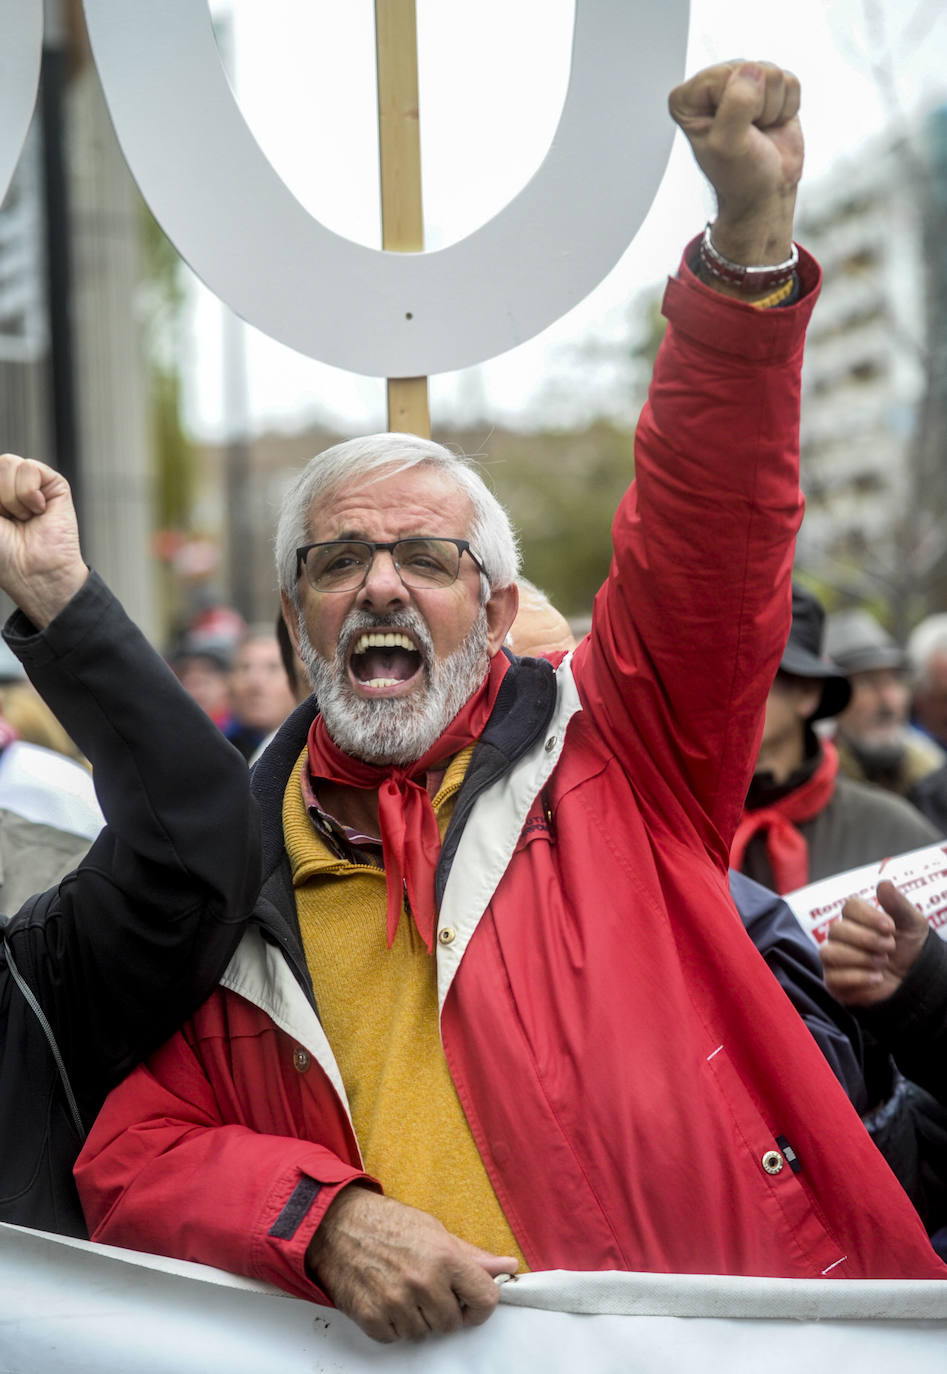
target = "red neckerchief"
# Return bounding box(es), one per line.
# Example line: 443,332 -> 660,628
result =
730,739 -> 839,894
306,652 -> 509,951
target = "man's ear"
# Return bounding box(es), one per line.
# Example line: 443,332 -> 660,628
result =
485,582 -> 519,656
280,589 -> 303,659
796,679 -> 824,723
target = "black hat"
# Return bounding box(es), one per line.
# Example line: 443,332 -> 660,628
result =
780,584 -> 852,722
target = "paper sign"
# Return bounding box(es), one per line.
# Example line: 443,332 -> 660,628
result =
784,842 -> 947,945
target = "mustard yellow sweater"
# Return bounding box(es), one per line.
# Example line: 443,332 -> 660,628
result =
283,746 -> 525,1267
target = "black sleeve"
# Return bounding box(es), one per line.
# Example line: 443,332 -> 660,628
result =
0,571 -> 261,1107
728,870 -> 870,1113
855,927 -> 947,1110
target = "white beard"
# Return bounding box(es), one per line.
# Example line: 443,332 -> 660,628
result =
297,604 -> 490,766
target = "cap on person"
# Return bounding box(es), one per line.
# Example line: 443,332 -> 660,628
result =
781,584 -> 851,721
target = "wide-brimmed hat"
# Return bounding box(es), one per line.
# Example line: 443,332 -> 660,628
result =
824,608 -> 905,676
780,584 -> 852,721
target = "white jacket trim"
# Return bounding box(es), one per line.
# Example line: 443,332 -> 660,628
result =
435,653 -> 583,1014
217,657 -> 582,1123
220,926 -> 354,1122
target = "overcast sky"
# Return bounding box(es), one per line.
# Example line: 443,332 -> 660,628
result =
185,0 -> 947,438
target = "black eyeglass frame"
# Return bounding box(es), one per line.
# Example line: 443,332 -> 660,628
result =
295,537 -> 487,592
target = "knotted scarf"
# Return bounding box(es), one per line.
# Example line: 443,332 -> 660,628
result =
729,739 -> 839,894
306,652 -> 509,951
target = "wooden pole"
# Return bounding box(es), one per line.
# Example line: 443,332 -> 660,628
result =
375,0 -> 430,437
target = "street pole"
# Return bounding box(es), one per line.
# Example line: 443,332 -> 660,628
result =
39,0 -> 82,513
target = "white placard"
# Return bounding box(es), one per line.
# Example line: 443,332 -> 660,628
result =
785,841 -> 947,945
0,0 -> 43,208
81,0 -> 689,377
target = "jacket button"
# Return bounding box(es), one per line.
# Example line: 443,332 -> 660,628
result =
438,926 -> 456,945
544,734 -> 557,752
761,1150 -> 784,1175
292,1047 -> 311,1073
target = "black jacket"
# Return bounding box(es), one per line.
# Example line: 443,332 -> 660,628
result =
732,875 -> 947,1240
728,870 -> 870,1110
856,927 -> 947,1111
0,573 -> 260,1237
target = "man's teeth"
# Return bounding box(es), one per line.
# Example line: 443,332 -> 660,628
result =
361,677 -> 400,688
353,631 -> 415,653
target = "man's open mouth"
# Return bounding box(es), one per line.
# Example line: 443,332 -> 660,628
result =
348,631 -> 423,690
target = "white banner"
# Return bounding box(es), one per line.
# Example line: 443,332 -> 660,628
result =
785,841 -> 947,945
0,1225 -> 945,1373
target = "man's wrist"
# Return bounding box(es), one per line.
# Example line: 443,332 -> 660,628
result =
304,1180 -> 372,1287
13,562 -> 89,630
695,210 -> 799,303
708,193 -> 797,270
699,223 -> 797,290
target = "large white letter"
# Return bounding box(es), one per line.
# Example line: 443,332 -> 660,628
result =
0,0 -> 43,206
82,0 -> 688,377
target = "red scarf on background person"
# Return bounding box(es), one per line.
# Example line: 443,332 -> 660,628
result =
306,652 -> 510,952
729,739 -> 839,894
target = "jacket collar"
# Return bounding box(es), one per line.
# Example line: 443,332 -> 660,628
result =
248,653 -> 560,957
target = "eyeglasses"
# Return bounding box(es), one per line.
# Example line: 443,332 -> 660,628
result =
295,537 -> 486,593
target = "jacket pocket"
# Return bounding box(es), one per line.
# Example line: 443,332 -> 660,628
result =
703,1043 -> 851,1278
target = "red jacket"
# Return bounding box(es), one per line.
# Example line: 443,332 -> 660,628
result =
76,251 -> 947,1299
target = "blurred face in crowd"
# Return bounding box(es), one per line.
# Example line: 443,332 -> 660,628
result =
229,635 -> 297,733
836,666 -> 909,765
508,585 -> 576,658
755,671 -> 822,782
283,465 -> 516,766
913,650 -> 947,748
175,654 -> 230,722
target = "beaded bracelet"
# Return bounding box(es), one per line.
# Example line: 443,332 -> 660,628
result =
699,222 -> 799,293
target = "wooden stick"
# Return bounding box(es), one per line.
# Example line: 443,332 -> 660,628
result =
375,0 -> 430,437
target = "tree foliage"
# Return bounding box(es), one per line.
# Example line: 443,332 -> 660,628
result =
441,420 -> 638,621
139,207 -> 195,532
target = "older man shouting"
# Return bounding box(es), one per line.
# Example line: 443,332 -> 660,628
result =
76,59 -> 946,1342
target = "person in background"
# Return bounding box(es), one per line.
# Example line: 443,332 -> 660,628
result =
732,584 -> 939,895
0,452 -> 260,1237
821,878 -> 947,1255
0,639 -> 88,763
0,628 -> 103,859
908,613 -> 947,754
225,626 -> 299,761
276,610 -> 311,708
167,638 -> 235,731
825,608 -> 947,832
822,879 -> 947,1112
0,637 -> 94,910
506,578 -> 577,661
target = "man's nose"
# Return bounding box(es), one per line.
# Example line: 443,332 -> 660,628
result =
356,549 -> 407,607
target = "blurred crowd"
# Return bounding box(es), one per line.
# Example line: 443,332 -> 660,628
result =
165,600 -> 301,762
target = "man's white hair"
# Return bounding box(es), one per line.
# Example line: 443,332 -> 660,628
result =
907,614 -> 947,689
274,432 -> 520,609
